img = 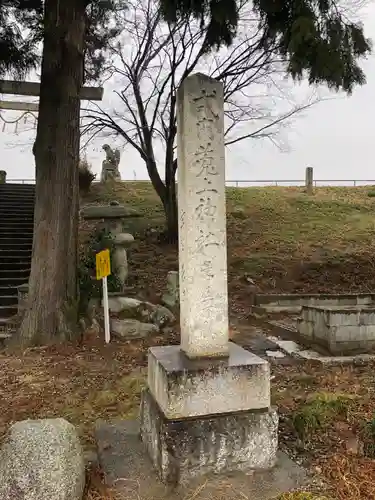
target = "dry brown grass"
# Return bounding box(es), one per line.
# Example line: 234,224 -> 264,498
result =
273,362 -> 375,500
85,183 -> 375,317
2,333 -> 375,498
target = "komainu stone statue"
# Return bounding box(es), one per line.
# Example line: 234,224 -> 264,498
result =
100,144 -> 121,182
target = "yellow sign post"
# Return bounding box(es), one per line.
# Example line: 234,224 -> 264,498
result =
96,249 -> 111,343
96,249 -> 111,280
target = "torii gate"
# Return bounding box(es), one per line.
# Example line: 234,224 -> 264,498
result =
0,79 -> 103,112
0,80 -> 103,179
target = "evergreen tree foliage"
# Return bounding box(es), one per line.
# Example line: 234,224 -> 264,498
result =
0,0 -> 122,80
160,0 -> 372,93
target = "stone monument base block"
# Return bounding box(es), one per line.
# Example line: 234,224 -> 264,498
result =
148,343 -> 270,419
140,388 -> 278,485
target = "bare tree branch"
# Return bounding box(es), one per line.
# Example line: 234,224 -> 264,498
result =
80,0 -> 330,234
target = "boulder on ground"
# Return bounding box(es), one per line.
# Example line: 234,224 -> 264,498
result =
111,318 -> 159,339
0,418 -> 85,500
106,297 -> 176,327
107,296 -> 140,314
137,302 -> 175,327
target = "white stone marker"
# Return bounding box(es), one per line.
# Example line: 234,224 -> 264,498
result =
177,73 -> 229,358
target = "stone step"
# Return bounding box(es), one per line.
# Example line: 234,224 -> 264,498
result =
0,195 -> 35,201
0,268 -> 30,278
0,261 -> 31,271
0,333 -> 13,348
0,203 -> 34,210
0,215 -> 34,222
0,253 -> 32,262
0,183 -> 35,190
0,304 -> 17,318
0,200 -> 35,209
0,196 -> 34,201
0,295 -> 18,306
0,229 -> 34,237
0,276 -> 29,287
0,239 -> 33,246
0,201 -> 33,207
0,221 -> 34,229
0,191 -> 34,196
0,249 -> 32,258
0,285 -> 18,296
0,194 -> 34,200
0,209 -> 34,216
0,239 -> 33,248
0,209 -> 33,214
0,234 -> 33,242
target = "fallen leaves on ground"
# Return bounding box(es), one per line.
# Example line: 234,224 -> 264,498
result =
3,184 -> 375,498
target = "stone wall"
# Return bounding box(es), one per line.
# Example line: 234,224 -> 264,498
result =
297,305 -> 375,355
254,293 -> 375,313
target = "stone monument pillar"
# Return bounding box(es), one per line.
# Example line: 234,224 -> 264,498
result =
140,74 -> 278,485
305,166 -> 313,195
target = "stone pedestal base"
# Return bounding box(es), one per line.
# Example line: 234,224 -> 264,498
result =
147,344 -> 270,419
140,389 -> 278,485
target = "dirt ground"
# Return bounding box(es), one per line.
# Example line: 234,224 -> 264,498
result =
2,325 -> 375,499
4,184 -> 375,499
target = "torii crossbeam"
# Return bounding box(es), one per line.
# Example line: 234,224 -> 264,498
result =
0,79 -> 103,112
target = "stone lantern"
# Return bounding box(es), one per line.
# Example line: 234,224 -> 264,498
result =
81,203 -> 140,291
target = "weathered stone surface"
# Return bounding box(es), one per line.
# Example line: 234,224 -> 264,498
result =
177,73 -> 229,358
113,246 -> 128,287
96,420 -> 306,500
0,418 -> 85,500
81,205 -> 140,220
148,344 -> 270,418
113,233 -> 134,246
137,302 -> 175,328
107,296 -> 140,313
17,282 -> 29,313
298,305 -> 375,355
162,271 -> 179,309
305,166 -> 313,194
254,293 -> 375,313
107,297 -> 175,327
140,388 -> 278,485
111,318 -> 159,339
137,74 -> 280,488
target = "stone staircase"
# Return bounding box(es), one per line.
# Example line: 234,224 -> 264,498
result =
0,183 -> 34,324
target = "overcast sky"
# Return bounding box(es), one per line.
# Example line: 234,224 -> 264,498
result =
1,3 -> 375,186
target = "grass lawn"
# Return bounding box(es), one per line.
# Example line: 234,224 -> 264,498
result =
85,182 -> 375,313
3,183 -> 375,499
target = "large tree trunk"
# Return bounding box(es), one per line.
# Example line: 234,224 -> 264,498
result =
162,177 -> 178,243
18,0 -> 85,346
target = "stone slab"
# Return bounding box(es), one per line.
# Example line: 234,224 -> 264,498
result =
81,205 -> 140,219
148,343 -> 270,418
254,293 -> 375,313
95,420 -> 306,499
140,389 -> 278,484
267,334 -> 375,365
